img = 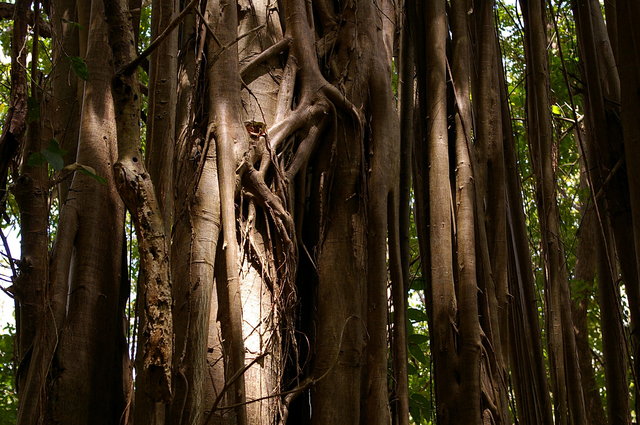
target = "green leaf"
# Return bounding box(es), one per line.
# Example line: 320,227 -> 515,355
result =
78,167 -> 107,185
78,166 -> 107,185
410,393 -> 430,407
409,342 -> 428,365
68,56 -> 89,81
408,333 -> 429,345
409,405 -> 421,425
551,104 -> 562,115
27,140 -> 67,171
41,139 -> 66,171
61,18 -> 83,30
62,163 -> 107,185
407,307 -> 428,322
27,152 -> 46,167
410,276 -> 425,291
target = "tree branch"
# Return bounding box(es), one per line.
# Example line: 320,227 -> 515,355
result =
0,2 -> 51,37
240,37 -> 291,81
118,0 -> 199,76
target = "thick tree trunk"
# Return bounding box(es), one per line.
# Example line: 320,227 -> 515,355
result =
48,1 -> 128,423
612,1 -> 640,411
15,0 -> 637,424
167,7 -> 225,425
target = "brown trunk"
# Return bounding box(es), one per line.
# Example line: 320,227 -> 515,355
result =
613,1 -> 640,412
573,0 -> 635,418
423,1 -> 458,423
450,0 -> 482,422
49,0 -> 80,203
394,4 -> 414,424
521,0 -> 587,423
104,0 -> 176,423
169,6 -> 223,425
472,3 -> 510,421
571,174 -> 607,425
503,122 -> 557,420
13,8 -> 48,421
0,0 -> 30,207
145,0 -> 177,230
49,1 -> 128,423
500,28 -> 554,424
208,1 -> 249,422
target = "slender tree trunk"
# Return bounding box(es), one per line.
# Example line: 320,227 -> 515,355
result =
472,3 -> 510,421
9,0 -> 39,402
573,1 -> 635,419
49,0 -> 80,203
521,0 -> 587,423
450,1 -> 482,423
395,4 -> 414,424
424,0 -> 457,421
146,0 -> 178,231
0,0 -> 31,208
571,165 -> 608,425
500,30 -> 555,425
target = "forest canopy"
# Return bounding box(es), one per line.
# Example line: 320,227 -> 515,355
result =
0,0 -> 639,424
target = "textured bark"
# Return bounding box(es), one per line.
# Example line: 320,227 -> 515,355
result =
103,0 -> 174,423
450,0 -> 481,422
48,1 -> 128,423
0,0 -> 31,216
48,0 -> 80,203
13,0 -> 631,423
571,180 -> 607,425
6,0 -> 37,402
612,1 -> 640,412
423,1 -> 458,423
503,71 -> 555,425
236,3 -> 285,424
145,0 -> 178,230
521,0 -> 587,423
573,1 -> 635,419
472,3 -> 510,421
168,6 -> 225,425
208,1 -> 249,423
13,43 -> 48,425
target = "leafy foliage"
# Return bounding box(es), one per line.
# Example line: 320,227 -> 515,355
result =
68,56 -> 89,81
0,326 -> 16,425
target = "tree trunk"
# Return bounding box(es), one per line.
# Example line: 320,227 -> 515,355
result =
500,31 -> 555,425
521,0 -> 587,423
612,1 -> 640,412
571,159 -> 608,425
48,1 -> 128,423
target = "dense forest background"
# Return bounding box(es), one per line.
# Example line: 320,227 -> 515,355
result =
0,0 -> 638,424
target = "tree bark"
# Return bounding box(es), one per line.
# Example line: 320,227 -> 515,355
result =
48,1 -> 128,423
521,0 -> 587,423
